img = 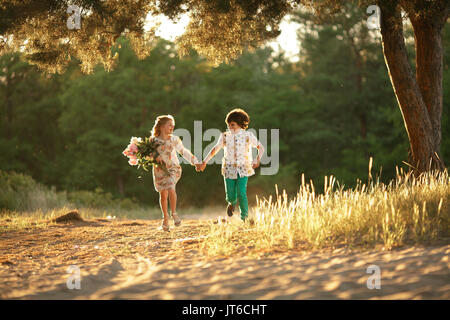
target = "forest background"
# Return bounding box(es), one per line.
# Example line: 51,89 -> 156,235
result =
1,5 -> 449,215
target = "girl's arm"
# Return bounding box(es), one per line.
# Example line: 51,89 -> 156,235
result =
174,136 -> 199,166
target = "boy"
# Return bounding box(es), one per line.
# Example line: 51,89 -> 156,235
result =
200,108 -> 264,221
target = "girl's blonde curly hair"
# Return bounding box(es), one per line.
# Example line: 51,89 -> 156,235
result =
151,115 -> 175,137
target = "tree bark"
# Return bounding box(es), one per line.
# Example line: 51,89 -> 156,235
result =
117,175 -> 124,196
409,2 -> 449,167
4,65 -> 12,139
378,1 -> 446,175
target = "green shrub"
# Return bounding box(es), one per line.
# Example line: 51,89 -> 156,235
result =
0,170 -> 140,213
67,187 -> 140,210
0,170 -> 68,212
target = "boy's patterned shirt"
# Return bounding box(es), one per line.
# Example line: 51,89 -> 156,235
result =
210,129 -> 262,179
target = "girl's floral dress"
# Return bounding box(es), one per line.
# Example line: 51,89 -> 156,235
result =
151,135 -> 199,192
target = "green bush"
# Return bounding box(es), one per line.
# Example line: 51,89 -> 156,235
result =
0,170 -> 68,212
67,187 -> 140,210
0,170 -> 140,212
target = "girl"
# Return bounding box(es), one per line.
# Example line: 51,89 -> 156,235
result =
200,108 -> 264,221
150,115 -> 202,231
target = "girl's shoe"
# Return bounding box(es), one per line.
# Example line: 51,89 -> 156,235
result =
172,212 -> 181,226
161,219 -> 170,232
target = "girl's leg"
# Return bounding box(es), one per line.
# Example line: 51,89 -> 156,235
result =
168,188 -> 181,226
236,174 -> 249,220
168,188 -> 177,215
159,190 -> 170,221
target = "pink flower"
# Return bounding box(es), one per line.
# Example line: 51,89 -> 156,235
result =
123,143 -> 138,159
128,157 -> 138,166
130,143 -> 138,153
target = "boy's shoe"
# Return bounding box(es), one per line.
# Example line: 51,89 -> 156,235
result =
242,217 -> 254,225
172,212 -> 181,226
213,217 -> 228,224
227,203 -> 235,217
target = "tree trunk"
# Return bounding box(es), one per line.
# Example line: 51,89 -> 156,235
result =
409,5 -> 449,168
117,175 -> 124,196
378,1 -> 446,175
4,65 -> 12,139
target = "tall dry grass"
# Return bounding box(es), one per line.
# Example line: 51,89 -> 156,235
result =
201,167 -> 449,255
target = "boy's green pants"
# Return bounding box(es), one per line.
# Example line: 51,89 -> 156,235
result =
224,173 -> 248,220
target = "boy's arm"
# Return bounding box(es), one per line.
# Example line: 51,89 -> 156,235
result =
253,142 -> 264,168
250,132 -> 264,168
203,133 -> 225,167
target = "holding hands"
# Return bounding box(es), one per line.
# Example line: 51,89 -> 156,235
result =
195,161 -> 207,172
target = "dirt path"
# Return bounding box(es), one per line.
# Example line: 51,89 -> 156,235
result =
0,218 -> 449,299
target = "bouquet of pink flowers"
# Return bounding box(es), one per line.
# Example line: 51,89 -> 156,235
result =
122,136 -> 169,175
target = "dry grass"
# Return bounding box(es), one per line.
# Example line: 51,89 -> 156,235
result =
201,168 -> 449,256
0,205 -> 227,234
1,167 -> 449,258
0,206 -> 120,233
2,215 -> 447,299
0,171 -> 449,299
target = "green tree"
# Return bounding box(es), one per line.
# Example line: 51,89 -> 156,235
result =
0,53 -> 67,187
291,4 -> 410,187
2,0 -> 447,175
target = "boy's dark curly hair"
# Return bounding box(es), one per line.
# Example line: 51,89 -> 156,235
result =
225,108 -> 250,129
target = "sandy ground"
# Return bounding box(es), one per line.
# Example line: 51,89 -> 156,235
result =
0,217 -> 449,300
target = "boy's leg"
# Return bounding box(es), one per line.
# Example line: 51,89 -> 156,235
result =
224,177 -> 238,207
236,174 -> 249,220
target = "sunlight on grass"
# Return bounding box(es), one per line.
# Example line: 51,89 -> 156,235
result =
201,167 -> 449,255
0,204 -> 221,233
0,207 -> 66,233
0,206 -> 130,233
